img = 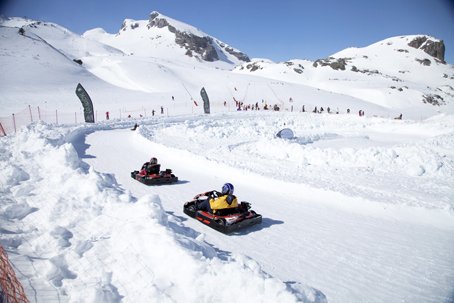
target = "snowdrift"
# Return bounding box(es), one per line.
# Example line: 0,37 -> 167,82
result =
0,121 -> 324,302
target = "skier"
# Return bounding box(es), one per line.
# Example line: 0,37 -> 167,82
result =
195,183 -> 238,214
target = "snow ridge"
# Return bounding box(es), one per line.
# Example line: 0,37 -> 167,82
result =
0,121 -> 323,302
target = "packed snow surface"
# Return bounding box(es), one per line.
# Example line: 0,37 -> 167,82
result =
1,111 -> 453,303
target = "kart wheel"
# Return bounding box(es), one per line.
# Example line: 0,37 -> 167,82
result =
214,218 -> 226,226
188,205 -> 196,212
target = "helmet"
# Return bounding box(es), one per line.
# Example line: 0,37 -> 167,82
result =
221,183 -> 234,195
150,157 -> 157,164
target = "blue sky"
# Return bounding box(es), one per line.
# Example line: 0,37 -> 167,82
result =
2,0 -> 454,63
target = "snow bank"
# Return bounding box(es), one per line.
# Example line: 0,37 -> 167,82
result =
139,112 -> 454,211
0,121 -> 321,302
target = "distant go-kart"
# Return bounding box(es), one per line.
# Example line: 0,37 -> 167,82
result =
183,193 -> 262,233
131,164 -> 178,185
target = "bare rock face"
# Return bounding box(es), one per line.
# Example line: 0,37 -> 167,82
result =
313,57 -> 349,70
223,46 -> 250,62
408,36 -> 445,63
240,61 -> 263,72
120,20 -> 140,31
148,12 -> 170,28
422,94 -> 445,106
147,12 -> 250,63
416,58 -> 431,66
174,32 -> 219,62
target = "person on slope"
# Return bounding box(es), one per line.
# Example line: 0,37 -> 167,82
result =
195,183 -> 238,214
141,157 -> 161,175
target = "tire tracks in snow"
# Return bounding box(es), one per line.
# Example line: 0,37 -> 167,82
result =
80,127 -> 454,303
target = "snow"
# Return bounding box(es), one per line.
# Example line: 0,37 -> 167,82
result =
234,35 -> 454,116
1,112 -> 454,303
1,14 -> 454,303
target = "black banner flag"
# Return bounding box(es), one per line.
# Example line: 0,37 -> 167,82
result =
200,87 -> 210,114
75,83 -> 95,123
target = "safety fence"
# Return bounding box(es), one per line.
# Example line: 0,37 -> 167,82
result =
0,105 -> 84,137
0,102 -> 390,138
0,98 -> 242,137
0,105 -> 174,137
0,246 -> 29,303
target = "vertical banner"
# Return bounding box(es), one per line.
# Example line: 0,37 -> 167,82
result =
75,83 -> 95,123
200,87 -> 210,114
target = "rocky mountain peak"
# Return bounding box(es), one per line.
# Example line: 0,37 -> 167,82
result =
146,11 -> 250,63
148,11 -> 171,29
408,36 -> 445,63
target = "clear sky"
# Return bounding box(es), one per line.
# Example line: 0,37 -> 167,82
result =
2,0 -> 454,63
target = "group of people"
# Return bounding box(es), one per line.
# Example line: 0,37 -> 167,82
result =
230,101 -> 371,116
231,100 -> 281,112
311,106 -> 339,114
104,106 -> 166,120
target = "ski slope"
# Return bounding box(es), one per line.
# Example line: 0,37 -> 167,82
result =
75,112 -> 454,303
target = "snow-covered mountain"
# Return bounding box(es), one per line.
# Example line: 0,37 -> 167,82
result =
0,13 -> 453,119
83,11 -> 250,67
235,35 -> 454,114
0,17 -> 152,114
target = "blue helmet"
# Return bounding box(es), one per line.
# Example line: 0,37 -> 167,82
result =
222,183 -> 234,195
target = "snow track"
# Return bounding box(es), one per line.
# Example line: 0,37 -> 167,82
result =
80,120 -> 454,303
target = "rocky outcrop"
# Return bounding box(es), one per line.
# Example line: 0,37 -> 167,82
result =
175,33 -> 219,61
416,58 -> 431,66
313,57 -> 350,70
147,12 -> 250,63
422,94 -> 445,106
284,61 -> 304,74
223,45 -> 250,62
245,62 -> 263,72
408,36 -> 445,63
120,20 -> 140,31
148,12 -> 170,29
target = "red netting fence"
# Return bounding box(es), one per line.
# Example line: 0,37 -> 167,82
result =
0,246 -> 29,303
0,100 -> 242,137
0,105 -> 85,137
0,105 -> 173,137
